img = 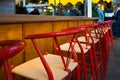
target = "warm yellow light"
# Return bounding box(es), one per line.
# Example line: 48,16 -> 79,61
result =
49,0 -> 112,5
92,0 -> 112,4
92,0 -> 99,4
49,0 -> 83,5
106,0 -> 111,3
16,0 -> 20,5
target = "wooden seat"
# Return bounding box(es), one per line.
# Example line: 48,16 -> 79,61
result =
78,36 -> 99,44
12,30 -> 83,80
60,42 -> 91,53
0,40 -> 26,80
12,54 -> 76,80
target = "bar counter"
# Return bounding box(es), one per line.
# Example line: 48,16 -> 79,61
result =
0,14 -> 97,79
0,14 -> 97,23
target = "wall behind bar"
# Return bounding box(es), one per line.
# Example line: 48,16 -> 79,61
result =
0,0 -> 15,14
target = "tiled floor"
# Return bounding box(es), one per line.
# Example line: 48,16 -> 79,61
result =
105,39 -> 120,80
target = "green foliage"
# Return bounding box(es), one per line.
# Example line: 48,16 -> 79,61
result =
44,8 -> 53,15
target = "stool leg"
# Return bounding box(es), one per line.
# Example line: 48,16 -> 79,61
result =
101,36 -> 109,78
76,65 -> 81,80
109,29 -> 114,50
81,53 -> 88,80
97,42 -> 104,80
4,60 -> 13,80
89,49 -> 95,80
92,44 -> 100,80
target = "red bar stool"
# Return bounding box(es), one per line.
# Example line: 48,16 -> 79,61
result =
60,27 -> 96,80
93,22 -> 109,79
0,40 -> 26,80
102,21 -> 113,55
90,22 -> 111,80
104,20 -> 114,50
11,30 -> 84,80
87,24 -> 105,80
60,24 -> 106,80
96,21 -> 114,78
78,24 -> 104,80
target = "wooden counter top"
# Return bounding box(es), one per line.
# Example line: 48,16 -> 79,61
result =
0,14 -> 97,24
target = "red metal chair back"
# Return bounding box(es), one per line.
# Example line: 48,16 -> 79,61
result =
24,29 -> 85,80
